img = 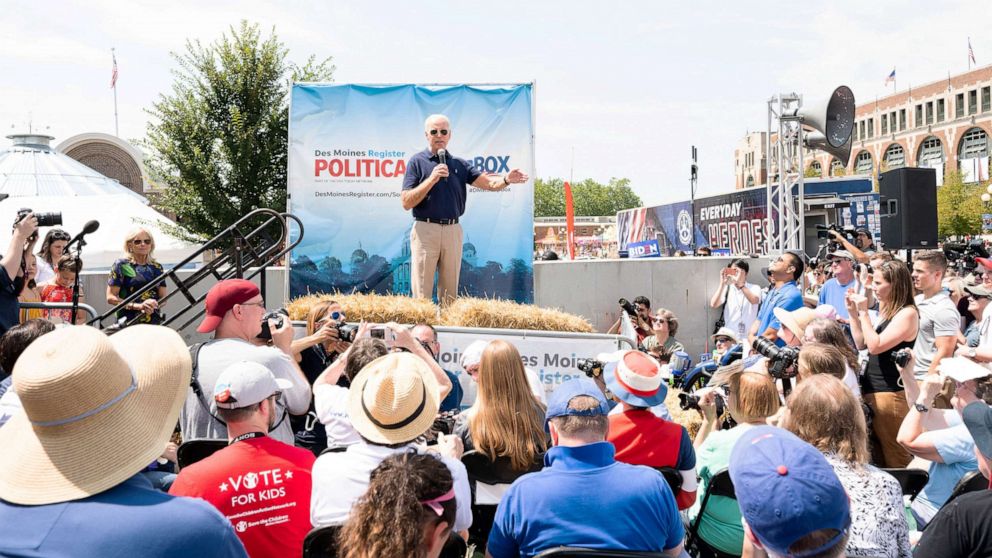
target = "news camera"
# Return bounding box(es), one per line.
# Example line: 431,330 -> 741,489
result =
943,240 -> 989,274
815,223 -> 856,252
618,298 -> 637,317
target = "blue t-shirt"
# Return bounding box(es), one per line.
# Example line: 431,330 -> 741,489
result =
0,474 -> 248,557
912,422 -> 979,524
818,276 -> 858,320
401,149 -> 483,220
755,281 -> 804,346
439,369 -> 463,412
487,441 -> 684,557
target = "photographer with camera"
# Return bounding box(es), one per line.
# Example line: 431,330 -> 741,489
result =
709,259 -> 761,342
179,279 -> 312,445
846,259 -> 918,468
690,365 -> 780,556
749,252 -> 805,348
0,212 -> 38,335
606,296 -> 652,344
826,226 -> 876,264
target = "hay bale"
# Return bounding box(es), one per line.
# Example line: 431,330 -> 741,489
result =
441,297 -> 594,332
666,387 -> 703,439
288,293 -> 594,333
287,293 -> 438,325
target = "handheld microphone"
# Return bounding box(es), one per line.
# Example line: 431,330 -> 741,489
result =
67,220 -> 100,247
438,148 -> 447,165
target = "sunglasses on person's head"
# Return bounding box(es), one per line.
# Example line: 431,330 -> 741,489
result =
131,239 -> 152,245
51,233 -> 70,241
428,129 -> 449,136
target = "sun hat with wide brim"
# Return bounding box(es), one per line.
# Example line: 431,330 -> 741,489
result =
604,350 -> 668,408
0,325 -> 191,505
773,306 -> 818,339
348,352 -> 440,445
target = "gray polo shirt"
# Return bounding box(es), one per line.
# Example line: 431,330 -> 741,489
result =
913,292 -> 960,378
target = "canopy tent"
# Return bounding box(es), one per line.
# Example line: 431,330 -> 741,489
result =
0,134 -> 201,269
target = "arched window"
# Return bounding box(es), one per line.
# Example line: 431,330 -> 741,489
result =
883,144 -> 905,170
917,136 -> 945,185
958,127 -> 990,183
830,159 -> 845,176
854,151 -> 873,175
809,160 -> 822,177
746,175 -> 755,188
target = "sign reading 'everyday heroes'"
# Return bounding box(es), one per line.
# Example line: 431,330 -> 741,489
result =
287,84 -> 536,302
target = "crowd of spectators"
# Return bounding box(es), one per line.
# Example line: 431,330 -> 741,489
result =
6,232 -> 992,557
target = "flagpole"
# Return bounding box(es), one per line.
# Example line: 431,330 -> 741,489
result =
112,48 -> 119,137
969,37 -> 972,71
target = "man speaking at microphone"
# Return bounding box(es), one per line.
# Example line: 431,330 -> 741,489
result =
401,113 -> 529,305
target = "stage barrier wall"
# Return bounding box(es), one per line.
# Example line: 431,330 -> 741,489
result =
534,256 -> 772,361
287,83 -> 536,303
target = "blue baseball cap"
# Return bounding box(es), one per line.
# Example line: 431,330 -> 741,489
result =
604,350 -> 668,408
730,426 -> 850,557
546,378 -> 610,425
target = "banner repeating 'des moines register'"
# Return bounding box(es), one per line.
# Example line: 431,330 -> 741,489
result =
287,84 -> 535,302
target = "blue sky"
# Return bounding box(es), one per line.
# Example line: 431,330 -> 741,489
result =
1,0 -> 987,208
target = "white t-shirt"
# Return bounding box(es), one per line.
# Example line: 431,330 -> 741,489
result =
180,338 -> 312,445
34,258 -> 55,286
313,384 -> 361,447
722,283 -> 762,342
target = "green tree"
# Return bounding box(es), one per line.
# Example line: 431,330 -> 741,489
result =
804,165 -> 822,178
533,177 -> 642,217
937,170 -> 984,238
144,21 -> 335,240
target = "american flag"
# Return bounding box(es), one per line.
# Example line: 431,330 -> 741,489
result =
969,38 -> 977,65
110,51 -> 118,89
884,68 -> 896,86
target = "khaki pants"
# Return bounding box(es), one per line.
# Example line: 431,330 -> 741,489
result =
864,390 -> 912,468
410,221 -> 463,305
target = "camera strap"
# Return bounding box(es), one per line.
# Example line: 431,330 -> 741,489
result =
189,342 -> 288,434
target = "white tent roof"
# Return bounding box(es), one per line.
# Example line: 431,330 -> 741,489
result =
0,134 -> 201,269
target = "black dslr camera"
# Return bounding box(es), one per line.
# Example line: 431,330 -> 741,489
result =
893,348 -> 912,368
752,337 -> 800,380
943,241 -> 990,274
336,323 -> 359,342
15,208 -> 62,228
577,358 -> 604,378
257,308 -> 289,340
618,298 -> 638,317
678,389 -> 726,416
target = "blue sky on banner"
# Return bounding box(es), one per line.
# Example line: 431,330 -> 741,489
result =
0,0 -> 987,207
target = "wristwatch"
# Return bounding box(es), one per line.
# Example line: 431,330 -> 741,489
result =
914,402 -> 929,413
968,348 -> 978,359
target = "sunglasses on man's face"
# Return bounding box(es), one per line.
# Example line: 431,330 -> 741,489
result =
715,337 -> 732,344
428,129 -> 449,136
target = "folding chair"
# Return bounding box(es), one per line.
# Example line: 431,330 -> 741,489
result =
881,468 -> 929,502
686,469 -> 736,553
302,525 -> 340,558
944,470 -> 989,506
655,466 -> 683,494
176,438 -> 227,469
461,450 -> 543,550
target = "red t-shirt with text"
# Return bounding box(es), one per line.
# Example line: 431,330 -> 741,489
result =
169,436 -> 316,558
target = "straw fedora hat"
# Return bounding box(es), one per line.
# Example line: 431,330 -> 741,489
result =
773,307 -> 818,339
348,352 -> 440,445
0,325 -> 191,505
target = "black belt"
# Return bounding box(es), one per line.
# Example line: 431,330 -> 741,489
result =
415,217 -> 459,225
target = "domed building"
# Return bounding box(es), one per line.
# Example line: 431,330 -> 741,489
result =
0,133 -> 198,268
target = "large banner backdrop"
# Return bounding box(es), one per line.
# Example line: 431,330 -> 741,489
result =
287,84 -> 535,302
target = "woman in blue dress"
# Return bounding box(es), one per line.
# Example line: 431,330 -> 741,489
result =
106,227 -> 166,325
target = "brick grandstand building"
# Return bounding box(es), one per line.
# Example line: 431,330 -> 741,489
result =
736,65 -> 992,189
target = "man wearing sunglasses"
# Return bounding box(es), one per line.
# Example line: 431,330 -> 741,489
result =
401,114 -> 529,305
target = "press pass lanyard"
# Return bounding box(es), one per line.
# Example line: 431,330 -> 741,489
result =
230,431 -> 266,445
